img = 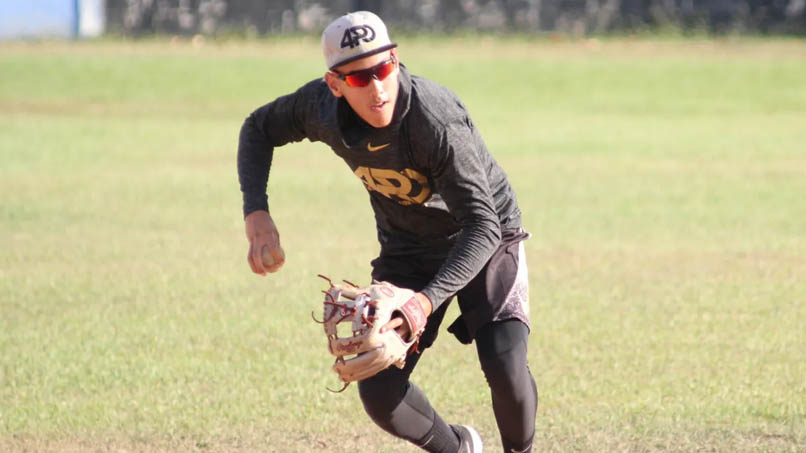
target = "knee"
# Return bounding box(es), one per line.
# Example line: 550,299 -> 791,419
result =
479,344 -> 527,390
358,376 -> 407,424
475,321 -> 532,394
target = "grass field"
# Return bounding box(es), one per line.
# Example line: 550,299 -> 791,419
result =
1,36 -> 805,452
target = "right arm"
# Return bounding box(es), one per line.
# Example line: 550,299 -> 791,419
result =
237,82 -> 321,274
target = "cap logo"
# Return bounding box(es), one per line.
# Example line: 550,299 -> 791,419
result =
340,25 -> 376,49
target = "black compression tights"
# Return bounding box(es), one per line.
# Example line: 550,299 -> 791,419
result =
357,320 -> 537,452
476,320 -> 538,452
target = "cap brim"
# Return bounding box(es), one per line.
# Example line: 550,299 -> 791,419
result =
329,43 -> 397,71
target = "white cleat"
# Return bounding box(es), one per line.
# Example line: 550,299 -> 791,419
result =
454,424 -> 483,453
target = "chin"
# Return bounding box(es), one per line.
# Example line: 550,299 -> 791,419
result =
367,112 -> 394,128
372,119 -> 393,128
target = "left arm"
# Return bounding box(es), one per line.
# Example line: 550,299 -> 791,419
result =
420,116 -> 502,309
381,116 -> 499,335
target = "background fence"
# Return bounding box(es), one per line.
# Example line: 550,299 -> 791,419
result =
105,0 -> 806,37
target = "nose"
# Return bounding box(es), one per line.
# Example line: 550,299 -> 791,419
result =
368,76 -> 384,91
368,77 -> 385,99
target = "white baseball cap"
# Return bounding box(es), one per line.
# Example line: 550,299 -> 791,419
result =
322,11 -> 397,70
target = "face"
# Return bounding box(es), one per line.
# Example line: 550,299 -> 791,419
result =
325,49 -> 399,128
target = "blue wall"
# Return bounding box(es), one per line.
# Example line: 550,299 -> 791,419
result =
0,0 -> 79,39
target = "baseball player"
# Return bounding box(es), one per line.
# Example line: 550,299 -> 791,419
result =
238,11 -> 538,453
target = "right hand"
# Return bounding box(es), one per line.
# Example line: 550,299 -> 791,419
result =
244,210 -> 285,275
380,292 -> 432,339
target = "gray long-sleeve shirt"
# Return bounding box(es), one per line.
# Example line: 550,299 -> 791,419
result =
237,65 -> 521,308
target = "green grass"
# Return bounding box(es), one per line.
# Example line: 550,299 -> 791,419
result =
1,37 -> 805,452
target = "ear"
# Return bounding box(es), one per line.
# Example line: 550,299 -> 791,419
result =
324,72 -> 343,98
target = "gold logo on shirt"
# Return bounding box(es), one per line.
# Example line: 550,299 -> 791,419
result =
353,166 -> 431,206
367,142 -> 390,152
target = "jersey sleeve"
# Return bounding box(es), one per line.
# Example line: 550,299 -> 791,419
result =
419,115 -> 502,308
237,80 -> 322,217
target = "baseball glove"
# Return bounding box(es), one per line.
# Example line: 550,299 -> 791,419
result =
315,275 -> 427,391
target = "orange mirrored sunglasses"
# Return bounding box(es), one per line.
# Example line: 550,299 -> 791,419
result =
333,56 -> 397,88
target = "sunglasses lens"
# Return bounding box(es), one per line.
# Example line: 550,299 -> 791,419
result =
342,58 -> 395,88
374,59 -> 395,81
345,71 -> 371,87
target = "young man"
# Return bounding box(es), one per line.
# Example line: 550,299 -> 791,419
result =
238,11 -> 537,453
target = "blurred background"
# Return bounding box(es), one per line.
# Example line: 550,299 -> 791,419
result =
2,2 -> 804,452
2,0 -> 806,40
